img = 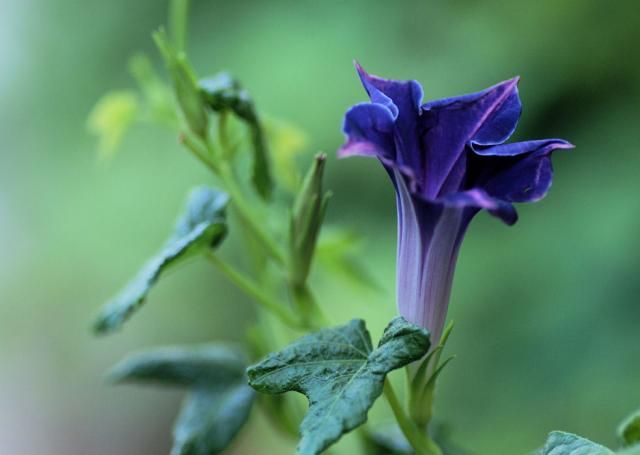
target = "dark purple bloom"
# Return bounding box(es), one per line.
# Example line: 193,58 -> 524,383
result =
338,63 -> 573,343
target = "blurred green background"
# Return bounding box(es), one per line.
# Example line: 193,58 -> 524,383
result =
1,0 -> 639,454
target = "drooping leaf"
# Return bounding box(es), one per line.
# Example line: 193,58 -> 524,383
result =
93,187 -> 229,334
87,90 -> 139,159
535,432 -> 613,455
109,345 -> 255,455
247,317 -> 430,455
200,72 -> 273,199
620,411 -> 640,447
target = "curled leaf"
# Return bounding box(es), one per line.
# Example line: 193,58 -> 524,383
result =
93,187 -> 229,334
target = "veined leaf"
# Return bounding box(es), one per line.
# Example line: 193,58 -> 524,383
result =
247,317 -> 430,455
109,345 -> 255,455
536,432 -> 613,455
93,187 -> 229,334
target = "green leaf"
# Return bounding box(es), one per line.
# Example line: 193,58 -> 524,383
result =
87,90 -> 139,159
247,317 -> 430,455
620,411 -> 640,447
93,187 -> 229,334
537,432 -> 613,455
109,345 -> 255,455
200,72 -> 273,199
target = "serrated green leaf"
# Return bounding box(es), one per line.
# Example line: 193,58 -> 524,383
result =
537,431 -> 613,455
247,317 -> 430,455
87,90 -> 139,159
93,187 -> 229,334
110,345 -> 255,455
619,411 -> 640,447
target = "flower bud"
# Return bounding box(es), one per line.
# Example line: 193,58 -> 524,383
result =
289,153 -> 330,287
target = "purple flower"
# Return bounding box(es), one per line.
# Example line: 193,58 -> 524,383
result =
338,63 -> 573,344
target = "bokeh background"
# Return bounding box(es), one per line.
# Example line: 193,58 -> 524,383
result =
1,0 -> 639,454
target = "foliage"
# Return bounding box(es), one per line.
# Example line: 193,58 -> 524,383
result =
109,345 -> 254,455
248,317 -> 430,454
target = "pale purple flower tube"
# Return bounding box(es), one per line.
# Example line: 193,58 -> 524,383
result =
338,63 -> 573,343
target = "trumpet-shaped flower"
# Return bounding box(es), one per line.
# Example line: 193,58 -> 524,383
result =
338,64 -> 573,343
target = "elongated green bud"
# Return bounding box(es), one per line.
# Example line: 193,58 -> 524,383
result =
289,153 -> 330,287
153,29 -> 208,139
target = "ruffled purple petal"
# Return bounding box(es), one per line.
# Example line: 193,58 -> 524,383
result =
420,77 -> 521,198
355,62 -> 423,121
473,138 -> 574,156
355,63 -> 425,177
473,139 -> 574,203
338,102 -> 395,160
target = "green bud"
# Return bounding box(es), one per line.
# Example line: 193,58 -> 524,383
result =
289,153 -> 330,287
153,28 -> 208,139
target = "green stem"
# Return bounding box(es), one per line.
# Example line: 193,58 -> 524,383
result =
169,0 -> 190,53
383,380 -> 441,455
180,133 -> 286,265
215,159 -> 286,265
205,251 -> 300,329
180,132 -> 219,172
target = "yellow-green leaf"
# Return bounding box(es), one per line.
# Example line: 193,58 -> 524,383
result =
87,90 -> 138,159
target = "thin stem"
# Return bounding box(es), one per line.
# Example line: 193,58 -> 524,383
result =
215,159 -> 286,265
383,380 -> 441,455
180,132 -> 218,173
205,251 -> 300,329
169,0 -> 190,53
180,132 -> 286,265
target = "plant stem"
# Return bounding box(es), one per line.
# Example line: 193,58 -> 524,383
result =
383,380 -> 441,455
205,251 -> 300,329
169,0 -> 189,53
180,132 -> 286,265
216,161 -> 286,265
